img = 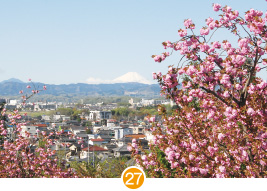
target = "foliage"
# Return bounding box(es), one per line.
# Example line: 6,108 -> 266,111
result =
51,107 -> 86,121
83,96 -> 142,105
117,102 -> 131,107
111,107 -> 132,118
136,106 -> 158,116
85,128 -> 93,134
69,157 -> 129,178
131,4 -> 267,178
55,108 -> 74,116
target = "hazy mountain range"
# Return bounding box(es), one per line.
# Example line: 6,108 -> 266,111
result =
0,78 -> 161,97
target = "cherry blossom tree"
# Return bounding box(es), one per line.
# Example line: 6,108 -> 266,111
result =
130,3 -> 267,178
0,81 -> 77,177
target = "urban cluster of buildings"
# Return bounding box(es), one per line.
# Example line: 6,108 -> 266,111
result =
3,97 -> 172,112
13,122 -> 153,163
3,97 -> 160,165
7,120 -> 153,164
129,98 -> 174,108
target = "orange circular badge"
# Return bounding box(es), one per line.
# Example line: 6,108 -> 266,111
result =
121,166 -> 146,189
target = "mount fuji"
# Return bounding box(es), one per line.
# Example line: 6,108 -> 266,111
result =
112,72 -> 152,84
86,72 -> 153,84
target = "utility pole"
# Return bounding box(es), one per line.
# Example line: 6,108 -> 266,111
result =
87,140 -> 90,164
93,145 -> 95,167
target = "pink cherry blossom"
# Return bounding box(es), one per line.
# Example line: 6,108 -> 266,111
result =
178,29 -> 187,37
132,3 -> 267,178
184,19 -> 195,29
213,3 -> 221,12
200,27 -> 209,35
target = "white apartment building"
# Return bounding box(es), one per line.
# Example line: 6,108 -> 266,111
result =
114,128 -> 133,140
20,126 -> 38,138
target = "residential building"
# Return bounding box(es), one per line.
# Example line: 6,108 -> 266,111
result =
80,145 -> 108,159
112,144 -> 140,158
20,126 -> 37,138
130,125 -> 145,134
114,128 -> 133,140
88,111 -> 112,121
89,139 -> 105,146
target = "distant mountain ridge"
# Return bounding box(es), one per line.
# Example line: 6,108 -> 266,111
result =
0,78 -> 24,84
0,79 -> 161,97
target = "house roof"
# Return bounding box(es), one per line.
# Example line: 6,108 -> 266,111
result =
69,126 -> 86,131
119,137 -> 148,144
82,145 -> 108,152
35,124 -> 48,127
76,133 -> 89,138
125,134 -> 146,139
36,127 -> 50,132
112,144 -> 130,152
98,134 -> 113,139
90,139 -> 104,142
107,119 -> 116,123
104,144 -> 117,150
98,129 -> 114,135
120,125 -> 130,128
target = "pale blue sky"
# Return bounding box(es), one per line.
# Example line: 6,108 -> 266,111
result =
0,0 -> 266,84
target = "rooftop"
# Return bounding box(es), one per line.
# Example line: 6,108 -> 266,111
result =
90,139 -> 105,142
82,145 -> 108,152
125,134 -> 146,139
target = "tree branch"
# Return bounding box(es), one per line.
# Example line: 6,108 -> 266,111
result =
200,86 -> 229,106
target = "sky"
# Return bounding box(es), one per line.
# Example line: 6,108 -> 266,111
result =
0,0 -> 266,85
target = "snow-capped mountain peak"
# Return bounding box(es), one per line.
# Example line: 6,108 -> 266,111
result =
112,72 -> 152,84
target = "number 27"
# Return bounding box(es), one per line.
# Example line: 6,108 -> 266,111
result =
125,172 -> 142,185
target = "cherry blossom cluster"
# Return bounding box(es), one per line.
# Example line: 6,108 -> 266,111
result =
0,80 -> 78,177
131,3 -> 267,178
19,79 -> 47,105
0,119 -> 77,177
